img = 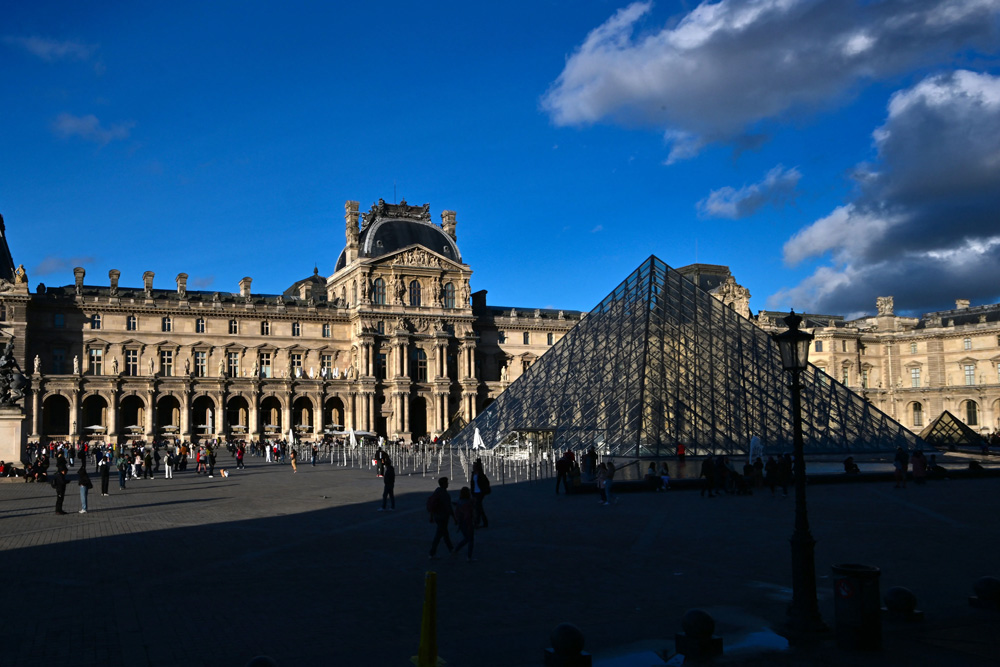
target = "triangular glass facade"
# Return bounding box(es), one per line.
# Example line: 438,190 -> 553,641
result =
918,410 -> 985,449
456,256 -> 922,456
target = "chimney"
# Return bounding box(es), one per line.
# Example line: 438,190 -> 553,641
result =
956,299 -> 970,310
239,276 -> 252,299
73,267 -> 85,295
441,210 -> 457,241
176,273 -> 188,298
345,200 -> 360,264
109,269 -> 120,295
142,271 -> 155,297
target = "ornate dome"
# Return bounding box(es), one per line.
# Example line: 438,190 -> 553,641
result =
335,200 -> 460,272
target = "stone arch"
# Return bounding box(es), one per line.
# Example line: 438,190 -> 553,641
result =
260,396 -> 283,435
293,396 -> 314,433
192,395 -> 217,438
42,393 -> 71,437
227,396 -> 250,435
907,401 -> 924,429
81,394 -> 109,432
410,394 -> 428,440
325,396 -> 345,429
961,399 -> 980,427
156,395 -> 181,432
120,395 -> 146,436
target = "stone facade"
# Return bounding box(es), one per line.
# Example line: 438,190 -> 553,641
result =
0,202 -> 580,453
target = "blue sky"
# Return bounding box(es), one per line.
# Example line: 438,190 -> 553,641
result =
3,0 -> 999,318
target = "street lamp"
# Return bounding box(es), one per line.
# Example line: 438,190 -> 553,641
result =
772,310 -> 827,636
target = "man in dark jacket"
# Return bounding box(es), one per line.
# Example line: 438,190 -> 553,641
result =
380,458 -> 395,510
428,477 -> 454,558
52,468 -> 68,514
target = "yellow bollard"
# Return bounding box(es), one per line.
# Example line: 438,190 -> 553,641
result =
411,571 -> 445,666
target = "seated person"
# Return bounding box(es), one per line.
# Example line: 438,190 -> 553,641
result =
644,463 -> 659,490
659,462 -> 671,490
843,456 -> 860,474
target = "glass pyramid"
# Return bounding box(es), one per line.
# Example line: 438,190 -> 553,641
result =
918,410 -> 986,450
456,256 -> 922,456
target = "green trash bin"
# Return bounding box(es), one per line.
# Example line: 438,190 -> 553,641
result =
831,563 -> 881,650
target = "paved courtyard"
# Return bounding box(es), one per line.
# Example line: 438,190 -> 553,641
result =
1,455 -> 999,666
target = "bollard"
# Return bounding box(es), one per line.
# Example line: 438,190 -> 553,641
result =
831,563 -> 881,650
882,586 -> 923,622
674,609 -> 723,660
969,576 -> 1000,610
544,623 -> 592,667
411,571 -> 445,666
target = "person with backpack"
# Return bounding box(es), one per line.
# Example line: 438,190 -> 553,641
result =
427,477 -> 454,558
470,459 -> 490,528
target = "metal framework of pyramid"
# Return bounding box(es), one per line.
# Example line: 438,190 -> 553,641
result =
455,256 -> 921,457
918,410 -> 986,449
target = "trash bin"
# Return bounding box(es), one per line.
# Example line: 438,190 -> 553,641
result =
831,563 -> 881,650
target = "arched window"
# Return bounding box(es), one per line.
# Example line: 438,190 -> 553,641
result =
912,402 -> 923,427
444,283 -> 455,309
966,400 -> 979,426
409,280 -> 421,307
340,286 -> 346,305
373,278 -> 386,305
90,313 -> 102,330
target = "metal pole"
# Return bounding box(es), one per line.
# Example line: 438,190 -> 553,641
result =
788,367 -> 826,635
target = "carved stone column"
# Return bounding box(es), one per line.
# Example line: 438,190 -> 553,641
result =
69,388 -> 80,442
180,390 -> 191,440
348,391 -> 356,431
30,384 -> 40,438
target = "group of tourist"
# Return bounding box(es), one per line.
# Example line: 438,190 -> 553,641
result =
424,459 -> 491,562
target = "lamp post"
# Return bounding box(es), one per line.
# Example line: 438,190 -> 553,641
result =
772,310 -> 827,636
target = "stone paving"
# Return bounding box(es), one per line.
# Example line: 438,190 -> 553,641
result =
1,455 -> 999,666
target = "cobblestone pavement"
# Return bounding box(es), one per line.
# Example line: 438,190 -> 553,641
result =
1,458 -> 998,666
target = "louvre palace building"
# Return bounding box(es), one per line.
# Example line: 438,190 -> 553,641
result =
1,199 -> 998,459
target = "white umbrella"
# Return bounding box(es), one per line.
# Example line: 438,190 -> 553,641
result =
473,427 -> 486,450
287,427 -> 295,445
349,429 -> 358,449
85,425 -> 106,431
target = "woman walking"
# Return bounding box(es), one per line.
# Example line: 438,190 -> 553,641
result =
77,463 -> 93,514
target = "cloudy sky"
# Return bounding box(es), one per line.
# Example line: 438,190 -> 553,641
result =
2,0 -> 999,318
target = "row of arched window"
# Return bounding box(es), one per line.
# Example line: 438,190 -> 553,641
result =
365,278 -> 458,308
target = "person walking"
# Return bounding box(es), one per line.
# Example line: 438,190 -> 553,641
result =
311,444 -> 318,467
596,462 -> 608,504
235,445 -> 245,470
379,458 -> 395,510
117,453 -> 128,490
470,460 -> 490,528
77,463 -> 92,513
164,449 -> 174,479
604,460 -> 617,504
52,468 -> 68,514
290,447 -> 298,473
452,487 -> 476,562
700,456 -> 716,497
143,449 -> 154,479
98,455 -> 110,496
428,477 -> 455,558
555,452 -> 570,495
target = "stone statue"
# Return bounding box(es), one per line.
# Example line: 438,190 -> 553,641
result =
0,338 -> 30,406
14,264 -> 27,285
460,279 -> 470,305
500,364 -> 508,382
219,358 -> 226,377
73,355 -> 80,374
876,296 -> 894,316
111,357 -> 119,374
252,360 -> 259,377
148,358 -> 154,375
33,355 -> 40,374
184,358 -> 190,375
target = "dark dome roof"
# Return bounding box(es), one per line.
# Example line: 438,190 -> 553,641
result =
335,216 -> 461,272
283,267 -> 326,297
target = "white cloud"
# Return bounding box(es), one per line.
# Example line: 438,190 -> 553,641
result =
4,35 -> 97,61
52,113 -> 134,144
697,165 -> 801,219
542,0 -> 1000,160
32,255 -> 96,276
591,224 -> 604,233
770,70 -> 1000,315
